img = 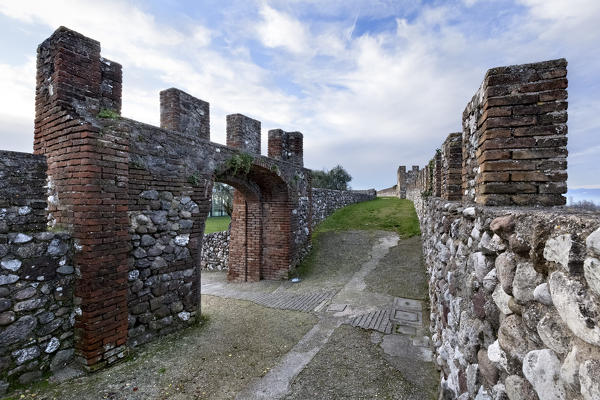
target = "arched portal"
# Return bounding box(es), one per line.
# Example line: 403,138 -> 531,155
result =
216,164 -> 291,282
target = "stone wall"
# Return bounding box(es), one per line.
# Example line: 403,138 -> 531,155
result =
400,57 -> 600,400
408,193 -> 600,400
200,230 -> 230,271
310,188 -> 377,229
0,152 -> 76,393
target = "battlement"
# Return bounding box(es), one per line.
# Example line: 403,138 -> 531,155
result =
397,58 -> 568,207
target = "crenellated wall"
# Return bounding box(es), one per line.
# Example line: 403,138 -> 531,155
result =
398,58 -> 600,399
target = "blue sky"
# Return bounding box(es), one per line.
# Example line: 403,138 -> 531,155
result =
0,0 -> 599,190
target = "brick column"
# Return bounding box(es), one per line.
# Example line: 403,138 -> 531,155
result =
441,133 -> 462,201
397,166 -> 406,198
34,27 -> 129,370
160,88 -> 210,139
462,59 -> 568,206
433,152 -> 442,197
268,129 -> 304,166
226,114 -> 261,155
227,190 -> 261,282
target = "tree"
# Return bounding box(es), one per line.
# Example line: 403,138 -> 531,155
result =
213,183 -> 233,216
311,165 -> 352,190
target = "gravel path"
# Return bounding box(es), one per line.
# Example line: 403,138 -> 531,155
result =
5,230 -> 438,400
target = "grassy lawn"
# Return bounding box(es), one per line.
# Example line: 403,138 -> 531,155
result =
315,197 -> 420,238
204,216 -> 231,233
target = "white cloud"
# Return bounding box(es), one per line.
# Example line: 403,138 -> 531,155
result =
256,4 -> 309,54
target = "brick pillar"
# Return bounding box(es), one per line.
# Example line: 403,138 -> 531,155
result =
160,88 -> 210,140
433,152 -> 442,197
268,129 -> 304,166
226,114 -> 261,155
462,59 -> 568,206
261,196 -> 291,280
441,133 -> 463,201
34,26 -> 129,370
397,166 -> 406,198
227,190 -> 262,282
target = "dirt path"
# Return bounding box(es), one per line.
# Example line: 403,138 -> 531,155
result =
5,230 -> 438,400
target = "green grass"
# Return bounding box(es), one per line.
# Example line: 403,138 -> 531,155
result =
291,197 -> 420,279
314,197 -> 420,238
204,216 -> 231,234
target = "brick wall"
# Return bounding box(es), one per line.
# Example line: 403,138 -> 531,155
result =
441,133 -> 462,201
462,59 -> 568,206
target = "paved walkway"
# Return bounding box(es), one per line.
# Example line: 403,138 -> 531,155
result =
202,231 -> 437,400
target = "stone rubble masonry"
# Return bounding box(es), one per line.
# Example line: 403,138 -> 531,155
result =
1,26 -> 377,389
160,88 -> 210,140
268,129 -> 304,166
0,151 -> 76,393
407,191 -> 600,400
200,230 -> 230,271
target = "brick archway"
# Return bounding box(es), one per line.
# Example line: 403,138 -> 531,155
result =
216,164 -> 291,282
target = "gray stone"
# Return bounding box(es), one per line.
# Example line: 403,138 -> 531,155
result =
132,247 -> 147,259
505,374 -> 538,400
477,349 -> 498,387
140,234 -> 156,247
482,268 -> 497,293
56,265 -> 74,275
469,251 -> 491,281
174,234 -> 190,246
496,252 -> 517,295
160,191 -> 174,201
584,257 -> 600,297
490,215 -> 514,237
463,207 -> 476,218
544,234 -> 571,270
586,227 -> 600,258
50,348 -> 74,371
14,298 -> 46,312
135,213 -> 151,225
533,283 -> 552,306
466,363 -> 480,397
492,285 -> 512,315
12,345 -> 40,365
128,269 -> 140,281
480,232 -> 506,254
150,210 -> 168,225
580,359 -> 600,400
19,371 -> 42,385
151,257 -> 167,270
12,233 -> 32,244
522,349 -> 566,400
14,286 -> 36,300
47,238 -> 69,256
0,274 -> 19,285
147,244 -> 165,257
537,312 -> 571,354
1,258 -> 21,272
45,337 -> 60,353
37,318 -> 63,336
549,271 -> 600,346
474,386 -> 492,400
178,311 -> 190,321
0,244 -> 7,258
17,206 -> 32,215
38,311 -> 55,324
179,219 -> 193,230
512,262 -> 543,304
487,340 -> 508,373
560,345 -> 580,392
0,311 -> 15,325
14,242 -> 45,258
0,298 -> 10,312
140,190 -> 159,200
499,314 -> 531,361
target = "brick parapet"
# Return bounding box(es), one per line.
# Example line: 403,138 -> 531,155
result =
226,114 -> 261,155
463,58 -> 568,206
268,129 -> 304,166
160,88 -> 210,140
441,133 -> 462,201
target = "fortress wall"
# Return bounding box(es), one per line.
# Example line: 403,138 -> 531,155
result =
402,58 -> 600,399
409,192 -> 600,400
310,188 -> 377,229
0,151 -> 77,390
